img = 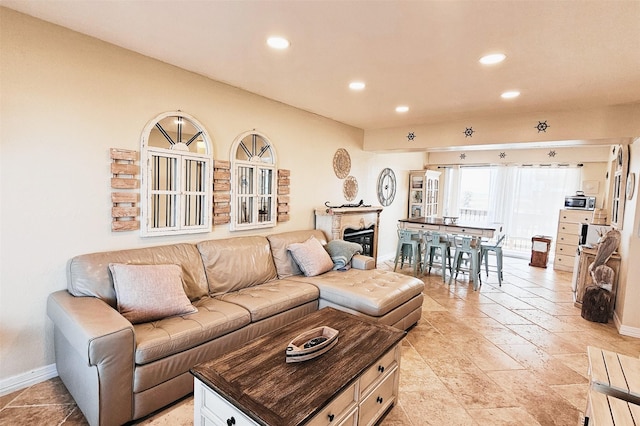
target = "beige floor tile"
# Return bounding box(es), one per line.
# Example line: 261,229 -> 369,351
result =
378,402 -> 414,425
487,370 -> 582,425
420,295 -> 447,312
477,303 -> 533,325
8,377 -> 75,406
0,389 -> 21,410
136,397 -> 193,425
497,343 -> 588,385
427,356 -> 518,409
549,383 -> 589,411
521,297 -> 581,316
443,332 -> 524,371
512,309 -> 583,333
0,404 -> 77,425
482,292 -> 538,310
506,324 -> 585,355
466,407 -> 543,425
495,283 -> 539,298
396,390 -> 477,426
429,297 -> 488,317
552,353 -> 591,380
482,328 -> 532,346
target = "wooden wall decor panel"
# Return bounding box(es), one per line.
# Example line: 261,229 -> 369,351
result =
213,159 -> 231,225
110,148 -> 140,231
277,169 -> 291,222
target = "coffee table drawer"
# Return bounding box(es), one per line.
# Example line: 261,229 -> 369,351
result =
198,379 -> 258,426
307,382 -> 357,426
359,347 -> 398,397
358,366 -> 398,426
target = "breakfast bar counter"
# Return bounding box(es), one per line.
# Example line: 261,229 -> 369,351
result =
399,217 -> 499,238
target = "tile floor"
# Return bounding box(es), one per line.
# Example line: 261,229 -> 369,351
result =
1,256 -> 639,425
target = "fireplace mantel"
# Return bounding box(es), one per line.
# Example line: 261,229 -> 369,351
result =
314,206 -> 383,266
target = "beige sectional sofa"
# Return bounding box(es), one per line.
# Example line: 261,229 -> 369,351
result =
47,230 -> 424,426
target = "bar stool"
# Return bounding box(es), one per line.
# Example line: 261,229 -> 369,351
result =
394,229 -> 421,276
423,232 -> 452,281
480,233 -> 505,286
449,235 -> 482,290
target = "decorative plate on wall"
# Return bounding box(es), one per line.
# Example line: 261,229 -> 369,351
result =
343,175 -> 358,201
377,168 -> 396,206
626,172 -> 635,200
333,148 -> 351,179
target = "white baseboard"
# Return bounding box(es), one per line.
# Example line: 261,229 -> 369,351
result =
614,312 -> 640,338
0,364 -> 58,397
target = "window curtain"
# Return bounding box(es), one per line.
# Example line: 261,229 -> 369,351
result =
488,166 -> 581,255
443,165 -> 582,256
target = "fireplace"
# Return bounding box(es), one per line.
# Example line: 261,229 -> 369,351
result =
314,206 -> 383,266
343,225 -> 375,257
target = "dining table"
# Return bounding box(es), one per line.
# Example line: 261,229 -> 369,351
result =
398,217 -> 501,289
398,217 -> 500,239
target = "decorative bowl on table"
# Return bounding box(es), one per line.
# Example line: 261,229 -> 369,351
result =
285,326 -> 339,363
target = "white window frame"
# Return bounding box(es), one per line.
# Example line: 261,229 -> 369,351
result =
230,131 -> 277,231
140,111 -> 213,237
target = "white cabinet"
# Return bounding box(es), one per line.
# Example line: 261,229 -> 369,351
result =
553,209 -> 594,272
408,170 -> 440,218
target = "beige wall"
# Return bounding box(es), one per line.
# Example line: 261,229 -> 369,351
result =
0,8 -> 423,385
616,138 -> 640,334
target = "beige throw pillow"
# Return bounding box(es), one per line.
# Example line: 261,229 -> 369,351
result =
287,236 -> 334,277
109,263 -> 197,324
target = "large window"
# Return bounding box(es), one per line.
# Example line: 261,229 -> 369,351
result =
141,112 -> 212,236
443,165 -> 581,255
230,131 -> 276,231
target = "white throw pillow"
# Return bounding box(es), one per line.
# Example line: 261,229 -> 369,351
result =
287,236 -> 334,277
109,263 -> 197,324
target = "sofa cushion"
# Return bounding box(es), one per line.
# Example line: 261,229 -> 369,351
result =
289,269 -> 424,317
215,280 -> 319,322
68,243 -> 208,308
197,236 -> 278,296
287,236 -> 334,277
133,298 -> 251,364
110,263 -> 198,324
267,230 -> 328,279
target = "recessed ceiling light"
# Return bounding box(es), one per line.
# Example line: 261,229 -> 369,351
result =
501,90 -> 520,99
480,53 -> 506,65
396,106 -> 409,113
267,36 -> 290,49
349,81 -> 366,90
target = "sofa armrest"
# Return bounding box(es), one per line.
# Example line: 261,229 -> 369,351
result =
351,254 -> 375,270
47,290 -> 135,426
47,290 -> 134,365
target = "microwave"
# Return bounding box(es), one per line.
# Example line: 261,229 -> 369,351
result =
565,195 -> 596,210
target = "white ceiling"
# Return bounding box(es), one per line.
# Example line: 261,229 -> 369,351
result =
2,0 -> 640,131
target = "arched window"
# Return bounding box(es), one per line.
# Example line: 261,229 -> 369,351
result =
140,111 -> 213,236
230,131 -> 277,231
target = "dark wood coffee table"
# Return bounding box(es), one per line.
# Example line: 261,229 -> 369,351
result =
191,307 -> 406,426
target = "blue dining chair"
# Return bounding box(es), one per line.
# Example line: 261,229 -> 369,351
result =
423,232 -> 452,281
449,235 -> 482,290
394,229 -> 421,276
481,233 -> 506,286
